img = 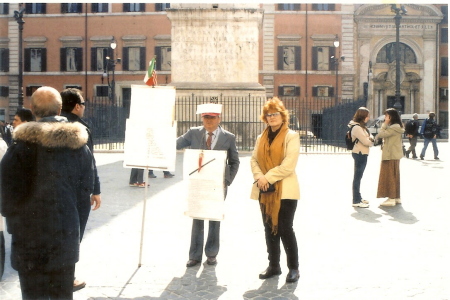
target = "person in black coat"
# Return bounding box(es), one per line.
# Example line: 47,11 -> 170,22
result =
0,86 -> 94,299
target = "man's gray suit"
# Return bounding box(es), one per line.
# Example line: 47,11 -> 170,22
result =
177,125 -> 240,261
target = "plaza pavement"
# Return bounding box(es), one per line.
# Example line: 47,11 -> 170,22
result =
0,142 -> 449,300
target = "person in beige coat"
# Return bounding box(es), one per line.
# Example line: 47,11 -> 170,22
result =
375,108 -> 405,206
250,97 -> 300,283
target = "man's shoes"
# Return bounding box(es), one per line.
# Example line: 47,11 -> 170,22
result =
352,202 -> 369,208
380,198 -> 396,207
186,259 -> 200,267
286,269 -> 300,283
405,150 -> 410,158
73,279 -> 86,292
206,257 -> 217,265
148,173 -> 157,178
164,172 -> 175,178
259,266 -> 282,279
435,157 -> 439,160
412,156 -> 418,159
420,156 -> 424,160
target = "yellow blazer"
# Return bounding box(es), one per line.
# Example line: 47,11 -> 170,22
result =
250,129 -> 300,200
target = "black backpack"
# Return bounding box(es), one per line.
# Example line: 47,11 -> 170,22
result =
405,120 -> 415,135
423,119 -> 437,139
345,125 -> 359,150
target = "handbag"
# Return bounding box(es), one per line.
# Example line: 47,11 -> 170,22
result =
260,183 -> 275,193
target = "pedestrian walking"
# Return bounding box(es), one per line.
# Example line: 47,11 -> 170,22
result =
404,113 -> 420,159
60,88 -> 101,291
348,107 -> 374,208
419,112 -> 439,160
129,168 -> 147,187
177,103 -> 240,268
0,86 -> 94,299
250,97 -> 301,283
375,108 -> 405,207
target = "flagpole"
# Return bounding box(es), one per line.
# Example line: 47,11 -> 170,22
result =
138,167 -> 149,267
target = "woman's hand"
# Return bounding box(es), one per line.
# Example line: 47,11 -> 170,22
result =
256,176 -> 270,192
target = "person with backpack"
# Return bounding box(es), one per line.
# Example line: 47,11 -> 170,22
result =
404,113 -> 420,159
419,112 -> 439,160
347,107 -> 374,208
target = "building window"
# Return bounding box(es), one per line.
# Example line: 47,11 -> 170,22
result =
155,3 -> 170,11
312,4 -> 335,11
277,46 -> 301,70
155,46 -> 171,71
0,86 -> 8,97
61,47 -> 83,72
0,3 -> 9,14
278,4 -> 300,11
441,57 -> 448,77
0,48 -> 9,72
61,3 -> 82,13
376,42 -> 417,64
441,6 -> 448,24
278,86 -> 300,96
24,48 -> 47,72
312,46 -> 335,71
439,88 -> 448,102
91,47 -> 111,71
0,108 -> 5,121
312,86 -> 334,97
122,47 -> 146,71
25,85 -> 42,96
442,28 -> 448,44
25,3 -> 46,14
92,3 -> 108,13
96,86 -> 109,97
123,3 -> 145,12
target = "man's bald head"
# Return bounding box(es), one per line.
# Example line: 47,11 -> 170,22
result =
31,86 -> 62,119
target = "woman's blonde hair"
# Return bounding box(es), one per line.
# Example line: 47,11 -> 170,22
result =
260,97 -> 289,126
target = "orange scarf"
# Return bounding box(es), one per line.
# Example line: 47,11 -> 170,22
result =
256,125 -> 288,234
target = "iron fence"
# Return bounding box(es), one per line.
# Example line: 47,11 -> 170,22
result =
85,94 -> 364,153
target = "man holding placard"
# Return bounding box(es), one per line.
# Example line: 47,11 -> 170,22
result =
177,103 -> 240,267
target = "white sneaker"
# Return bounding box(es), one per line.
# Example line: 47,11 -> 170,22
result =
380,198 -> 396,206
353,202 -> 369,208
362,199 -> 369,204
395,198 -> 402,204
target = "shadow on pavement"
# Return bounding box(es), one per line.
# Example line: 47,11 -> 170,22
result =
378,205 -> 419,224
243,276 -> 299,300
351,208 -> 383,223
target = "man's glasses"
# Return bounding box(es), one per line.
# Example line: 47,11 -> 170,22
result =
266,112 -> 281,118
79,102 -> 85,106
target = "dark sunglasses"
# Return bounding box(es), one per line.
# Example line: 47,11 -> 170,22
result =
79,102 -> 85,106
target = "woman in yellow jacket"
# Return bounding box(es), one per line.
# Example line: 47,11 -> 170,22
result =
375,108 -> 405,206
250,97 -> 300,283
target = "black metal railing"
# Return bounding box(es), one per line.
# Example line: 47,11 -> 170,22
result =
86,94 -> 364,153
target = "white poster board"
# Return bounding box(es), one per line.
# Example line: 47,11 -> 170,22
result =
183,149 -> 227,221
123,85 -> 176,170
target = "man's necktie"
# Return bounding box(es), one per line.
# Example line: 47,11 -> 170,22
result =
206,132 -> 213,150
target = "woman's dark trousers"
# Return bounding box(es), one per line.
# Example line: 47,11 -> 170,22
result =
262,199 -> 299,270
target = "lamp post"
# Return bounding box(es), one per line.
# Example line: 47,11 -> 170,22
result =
391,4 -> 407,113
331,34 -> 345,106
104,38 -> 120,102
14,5 -> 25,109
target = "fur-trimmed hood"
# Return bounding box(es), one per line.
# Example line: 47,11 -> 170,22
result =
12,120 -> 89,149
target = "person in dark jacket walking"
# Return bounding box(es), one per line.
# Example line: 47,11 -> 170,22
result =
60,88 -> 101,291
404,113 -> 420,159
0,86 -> 94,299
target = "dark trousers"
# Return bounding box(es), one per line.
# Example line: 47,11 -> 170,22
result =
407,136 -> 418,157
18,264 -> 75,300
129,168 -> 144,184
352,152 -> 368,204
189,219 -> 220,261
262,199 -> 299,270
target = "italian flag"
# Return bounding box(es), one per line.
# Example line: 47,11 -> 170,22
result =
144,57 -> 157,86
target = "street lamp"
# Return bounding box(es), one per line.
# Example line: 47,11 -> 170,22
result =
331,34 -> 345,105
391,4 -> 407,113
14,5 -> 25,109
103,38 -> 121,102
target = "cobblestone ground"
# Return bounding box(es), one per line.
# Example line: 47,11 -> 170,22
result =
1,143 -> 449,300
